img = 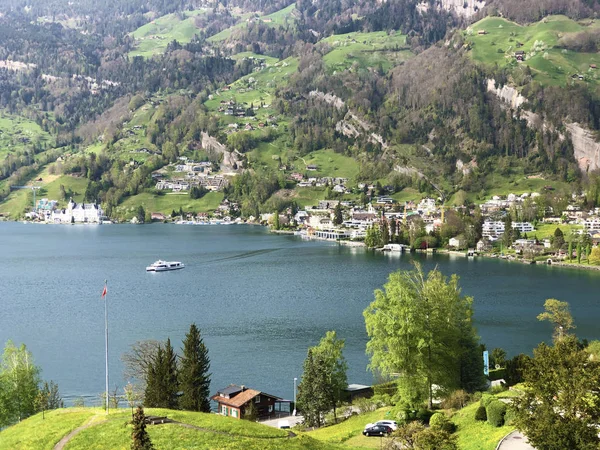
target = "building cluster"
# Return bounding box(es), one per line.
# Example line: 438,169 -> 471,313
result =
153,159 -> 228,192
25,198 -> 105,223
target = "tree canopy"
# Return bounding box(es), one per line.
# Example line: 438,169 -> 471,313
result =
364,264 -> 484,408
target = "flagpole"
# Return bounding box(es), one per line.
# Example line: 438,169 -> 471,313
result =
104,279 -> 109,414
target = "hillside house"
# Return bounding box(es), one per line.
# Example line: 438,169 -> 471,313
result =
51,199 -> 104,223
212,385 -> 284,420
515,51 -> 525,61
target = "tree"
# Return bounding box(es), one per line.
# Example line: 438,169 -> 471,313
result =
589,246 -> 600,265
296,349 -> 329,427
513,336 -> 600,450
490,348 -> 507,369
389,421 -> 457,450
36,380 -> 62,418
537,299 -> 575,341
568,241 -> 573,262
144,339 -> 178,409
365,224 -> 383,248
311,331 -> 347,423
124,382 -> 141,417
122,340 -> 161,392
333,202 -> 343,226
0,341 -> 41,425
272,211 -> 280,230
552,227 -> 565,250
131,406 -> 154,450
178,324 -> 211,412
136,206 -> 146,224
577,242 -> 582,264
364,264 -> 484,409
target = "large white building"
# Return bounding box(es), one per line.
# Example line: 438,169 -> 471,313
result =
584,218 -> 600,233
51,199 -> 104,223
482,221 -> 535,239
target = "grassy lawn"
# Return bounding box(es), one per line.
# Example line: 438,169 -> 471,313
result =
533,222 -> 582,240
452,401 -> 514,450
391,188 -> 423,203
307,407 -> 390,447
115,191 -> 224,219
0,408 -> 95,450
0,112 -> 54,158
302,149 -> 360,181
129,9 -> 208,58
467,15 -> 600,87
320,31 -> 411,73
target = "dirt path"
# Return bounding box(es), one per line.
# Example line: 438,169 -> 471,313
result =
53,417 -> 107,450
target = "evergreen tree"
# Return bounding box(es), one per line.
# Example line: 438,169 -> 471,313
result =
577,242 -> 582,264
568,241 -> 573,262
296,349 -> 329,427
144,339 -> 178,409
333,202 -> 343,226
179,324 -> 211,412
131,406 -> 154,450
272,211 -> 280,230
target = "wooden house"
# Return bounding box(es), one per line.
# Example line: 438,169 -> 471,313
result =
515,51 -> 525,61
212,385 -> 284,420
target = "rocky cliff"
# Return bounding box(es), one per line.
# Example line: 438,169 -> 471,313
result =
418,0 -> 486,17
486,79 -> 600,172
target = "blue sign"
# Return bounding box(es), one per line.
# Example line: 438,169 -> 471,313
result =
483,350 -> 489,376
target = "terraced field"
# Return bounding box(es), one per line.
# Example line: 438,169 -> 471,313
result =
467,15 -> 600,86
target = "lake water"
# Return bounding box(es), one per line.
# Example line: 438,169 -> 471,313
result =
1,222 -> 600,405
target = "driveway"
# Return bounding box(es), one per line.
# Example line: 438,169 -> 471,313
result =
497,431 -> 536,450
261,414 -> 304,429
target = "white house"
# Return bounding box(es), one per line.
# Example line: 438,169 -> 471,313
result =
51,199 -> 104,223
449,237 -> 466,249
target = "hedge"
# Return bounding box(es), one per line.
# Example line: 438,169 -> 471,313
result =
486,400 -> 507,427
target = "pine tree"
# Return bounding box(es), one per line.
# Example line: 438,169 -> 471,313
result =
144,339 -> 179,409
131,406 -> 154,450
297,349 -> 329,427
333,202 -> 343,226
273,211 -> 280,230
179,324 -> 211,412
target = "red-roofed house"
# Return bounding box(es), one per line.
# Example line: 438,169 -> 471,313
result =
212,384 -> 284,420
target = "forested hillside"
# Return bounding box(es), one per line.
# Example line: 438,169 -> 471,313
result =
1,0 -> 600,220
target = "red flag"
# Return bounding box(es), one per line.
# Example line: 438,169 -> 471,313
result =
101,285 -> 107,299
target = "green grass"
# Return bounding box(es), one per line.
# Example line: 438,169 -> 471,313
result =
532,222 -> 582,240
452,401 -> 514,450
307,407 -> 390,446
207,4 -> 296,42
391,188 -> 423,203
0,112 -> 54,158
0,408 -> 95,450
115,191 -> 224,219
466,15 -> 600,87
129,9 -> 208,58
301,149 -> 360,181
320,31 -> 411,73
0,407 -> 344,450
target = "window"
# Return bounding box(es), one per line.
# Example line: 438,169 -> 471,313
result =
255,395 -> 261,403
221,405 -> 227,415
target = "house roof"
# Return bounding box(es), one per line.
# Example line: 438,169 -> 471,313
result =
213,389 -> 261,408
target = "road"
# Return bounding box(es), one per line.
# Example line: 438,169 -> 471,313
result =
497,431 -> 536,450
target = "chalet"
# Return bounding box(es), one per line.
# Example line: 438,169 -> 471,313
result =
477,30 -> 487,35
515,51 -> 525,62
306,164 -> 318,171
212,384 -> 285,420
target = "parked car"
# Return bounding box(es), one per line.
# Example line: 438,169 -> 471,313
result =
364,420 -> 398,431
362,424 -> 393,437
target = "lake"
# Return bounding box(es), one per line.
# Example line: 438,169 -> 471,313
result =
1,222 -> 599,405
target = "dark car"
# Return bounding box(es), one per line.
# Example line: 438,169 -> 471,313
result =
362,424 -> 393,437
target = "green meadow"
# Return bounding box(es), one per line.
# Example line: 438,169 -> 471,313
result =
320,31 -> 411,73
129,9 -> 208,58
0,112 -> 54,158
467,15 -> 600,86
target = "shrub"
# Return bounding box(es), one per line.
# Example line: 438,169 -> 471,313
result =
489,384 -> 507,395
416,408 -> 433,424
475,405 -> 487,421
355,397 -> 377,414
429,412 -> 457,433
480,393 -> 495,408
486,400 -> 507,427
442,390 -> 470,410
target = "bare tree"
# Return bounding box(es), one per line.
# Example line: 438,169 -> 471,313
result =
121,340 -> 161,391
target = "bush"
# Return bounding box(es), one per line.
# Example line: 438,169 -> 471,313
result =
504,407 -> 516,426
416,408 -> 433,424
480,393 -> 495,408
486,400 -> 507,427
441,390 -> 470,410
475,405 -> 487,421
429,412 -> 457,433
355,397 -> 377,414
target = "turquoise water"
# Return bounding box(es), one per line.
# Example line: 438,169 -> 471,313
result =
1,222 -> 599,404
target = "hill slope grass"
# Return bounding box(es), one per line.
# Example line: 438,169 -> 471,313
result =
467,15 -> 600,86
452,401 -> 514,450
0,407 -> 345,450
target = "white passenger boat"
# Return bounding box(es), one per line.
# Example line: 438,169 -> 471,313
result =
146,260 -> 185,272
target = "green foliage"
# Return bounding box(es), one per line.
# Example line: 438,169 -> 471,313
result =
243,400 -> 258,421
485,400 -> 506,427
178,324 -> 211,413
333,202 -> 343,226
297,331 -> 348,426
490,348 -> 507,368
144,339 -> 178,409
392,421 -> 458,450
364,264 -> 483,409
364,224 -> 383,248
131,406 -> 154,450
537,298 -> 575,341
0,341 -> 41,426
429,412 -> 456,433
272,210 -> 280,230
474,405 -> 487,421
589,246 -> 600,265
513,336 -> 600,450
